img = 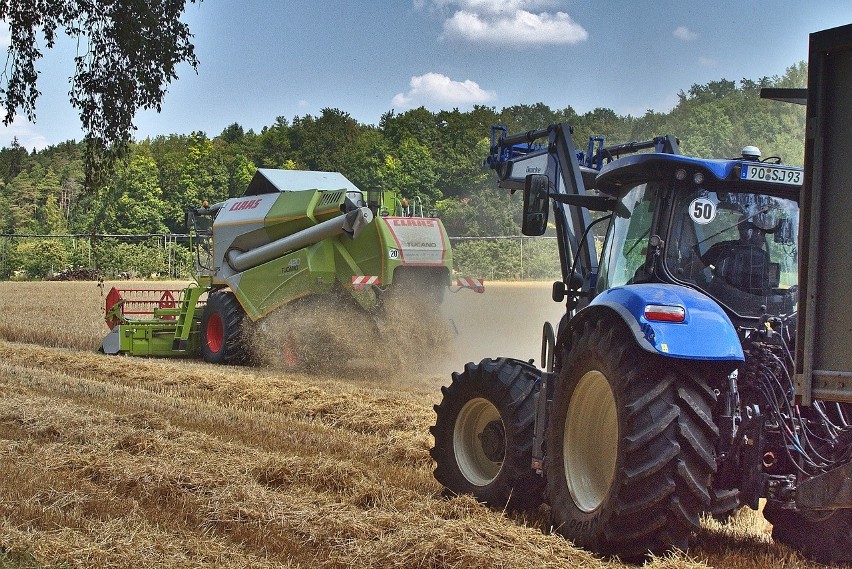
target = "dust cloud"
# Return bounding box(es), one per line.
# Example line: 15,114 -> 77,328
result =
244,282 -> 565,383
436,282 -> 565,373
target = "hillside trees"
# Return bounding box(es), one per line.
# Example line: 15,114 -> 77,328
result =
668,64 -> 807,164
85,151 -> 168,235
0,65 -> 807,279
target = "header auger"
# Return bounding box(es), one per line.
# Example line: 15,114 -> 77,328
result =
101,168 -> 483,367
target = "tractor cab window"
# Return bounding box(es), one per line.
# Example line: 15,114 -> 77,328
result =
666,188 -> 799,317
596,183 -> 657,293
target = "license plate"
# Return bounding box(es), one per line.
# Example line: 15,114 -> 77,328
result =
740,163 -> 802,185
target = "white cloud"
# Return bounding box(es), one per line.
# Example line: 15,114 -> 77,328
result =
673,26 -> 698,41
428,0 -> 563,14
699,56 -> 718,67
392,72 -> 496,108
417,0 -> 588,46
0,113 -> 50,151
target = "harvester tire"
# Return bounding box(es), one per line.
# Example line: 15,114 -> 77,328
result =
201,290 -> 248,365
544,315 -> 719,559
763,506 -> 852,564
430,358 -> 544,511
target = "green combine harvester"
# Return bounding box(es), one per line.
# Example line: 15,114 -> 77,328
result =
100,169 -> 483,365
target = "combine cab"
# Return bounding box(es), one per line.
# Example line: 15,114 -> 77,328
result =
101,169 -> 483,364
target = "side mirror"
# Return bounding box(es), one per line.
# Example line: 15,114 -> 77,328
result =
522,174 -> 550,236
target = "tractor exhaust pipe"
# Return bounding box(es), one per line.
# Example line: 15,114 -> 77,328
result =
226,206 -> 374,273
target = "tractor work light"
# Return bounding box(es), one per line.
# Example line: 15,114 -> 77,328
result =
644,304 -> 686,323
693,172 -> 705,185
675,168 -> 688,181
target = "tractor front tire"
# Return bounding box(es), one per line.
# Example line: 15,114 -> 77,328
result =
201,290 -> 249,365
430,358 -> 544,511
545,315 -> 719,559
764,506 -> 852,564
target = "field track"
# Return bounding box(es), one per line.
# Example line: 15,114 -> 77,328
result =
0,281 -> 824,568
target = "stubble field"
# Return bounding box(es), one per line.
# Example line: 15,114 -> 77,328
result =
0,280 -> 827,568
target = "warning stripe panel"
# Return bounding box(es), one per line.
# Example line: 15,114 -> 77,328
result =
456,277 -> 485,293
352,275 -> 379,291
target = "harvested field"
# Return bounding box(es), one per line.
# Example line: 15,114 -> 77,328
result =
0,281 -> 827,568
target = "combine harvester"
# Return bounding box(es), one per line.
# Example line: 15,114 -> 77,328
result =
101,169 -> 483,365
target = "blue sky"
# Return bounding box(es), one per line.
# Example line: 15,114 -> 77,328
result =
1,1 -> 850,150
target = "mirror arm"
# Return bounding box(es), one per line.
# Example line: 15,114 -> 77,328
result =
549,193 -> 617,212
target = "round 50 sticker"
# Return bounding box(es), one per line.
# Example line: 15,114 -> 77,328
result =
689,197 -> 717,224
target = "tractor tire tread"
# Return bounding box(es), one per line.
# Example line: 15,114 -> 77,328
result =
431,357 -> 544,512
545,315 -> 719,558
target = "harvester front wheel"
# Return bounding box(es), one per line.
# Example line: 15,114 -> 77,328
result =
544,315 -> 719,559
764,506 -> 852,564
430,358 -> 544,511
201,290 -> 249,365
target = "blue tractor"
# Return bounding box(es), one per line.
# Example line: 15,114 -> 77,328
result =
430,122 -> 852,562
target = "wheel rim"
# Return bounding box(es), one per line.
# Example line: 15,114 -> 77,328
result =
206,312 -> 224,353
453,397 -> 504,486
564,370 -> 618,512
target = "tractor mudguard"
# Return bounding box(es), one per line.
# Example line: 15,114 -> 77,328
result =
566,283 -> 744,362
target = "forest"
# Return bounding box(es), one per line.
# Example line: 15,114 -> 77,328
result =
0,63 -> 806,281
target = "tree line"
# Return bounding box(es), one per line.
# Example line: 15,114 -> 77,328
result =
0,63 -> 806,280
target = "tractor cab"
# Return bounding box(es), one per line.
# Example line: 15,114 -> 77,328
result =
592,151 -> 801,324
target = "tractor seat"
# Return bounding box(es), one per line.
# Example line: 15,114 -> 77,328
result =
714,243 -> 773,296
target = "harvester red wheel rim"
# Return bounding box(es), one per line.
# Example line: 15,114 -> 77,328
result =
206,312 -> 224,353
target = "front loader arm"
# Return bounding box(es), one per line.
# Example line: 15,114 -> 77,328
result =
486,123 -> 599,308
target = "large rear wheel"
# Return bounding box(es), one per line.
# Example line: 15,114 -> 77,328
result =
430,358 -> 544,511
545,315 -> 719,558
764,506 -> 852,564
201,290 -> 249,364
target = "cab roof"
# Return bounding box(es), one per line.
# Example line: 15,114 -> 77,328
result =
594,153 -> 802,197
244,169 -> 360,196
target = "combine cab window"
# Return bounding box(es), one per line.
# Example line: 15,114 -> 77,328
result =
596,183 -> 657,292
666,188 -> 799,317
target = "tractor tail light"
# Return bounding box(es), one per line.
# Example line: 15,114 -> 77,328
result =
644,304 -> 685,323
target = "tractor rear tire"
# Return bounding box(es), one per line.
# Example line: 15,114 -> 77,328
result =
708,487 -> 741,522
430,358 -> 544,511
764,506 -> 852,564
544,315 -> 719,559
201,290 -> 249,365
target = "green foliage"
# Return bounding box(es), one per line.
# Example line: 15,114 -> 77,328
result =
0,64 -> 808,280
88,152 -> 169,234
451,237 -> 560,280
452,239 -> 520,281
10,238 -> 69,277
93,238 -> 166,278
436,191 -> 522,237
380,138 -> 440,205
0,0 -> 201,187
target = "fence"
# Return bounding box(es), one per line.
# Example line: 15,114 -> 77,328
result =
0,232 -> 564,281
0,233 -> 193,280
449,236 -> 562,281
